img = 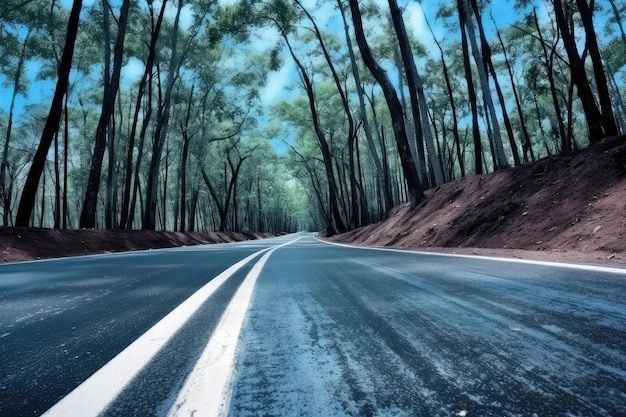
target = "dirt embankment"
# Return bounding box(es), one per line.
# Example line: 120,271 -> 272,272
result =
329,136 -> 626,267
0,228 -> 273,263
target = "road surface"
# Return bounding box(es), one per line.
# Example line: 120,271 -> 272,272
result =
1,233 -> 625,416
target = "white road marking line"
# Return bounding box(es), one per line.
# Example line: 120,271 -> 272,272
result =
42,248 -> 272,417
316,236 -> 626,275
167,236 -> 301,417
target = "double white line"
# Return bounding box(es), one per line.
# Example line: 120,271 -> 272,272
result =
44,237 -> 301,417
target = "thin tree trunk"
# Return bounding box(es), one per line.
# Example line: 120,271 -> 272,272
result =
455,0 -> 483,174
179,84 -> 194,232
282,32 -> 347,235
144,0 -> 182,230
349,0 -> 424,206
162,146 -> 170,230
469,0 -> 520,165
575,0 -> 618,138
1,29 -> 31,226
388,0 -> 443,186
40,168 -> 46,227
297,0 -> 362,228
462,0 -> 507,168
604,57 -> 626,134
15,0 -> 82,227
80,0 -> 130,228
423,13 -> 465,177
119,0 -> 167,228
54,121 -> 61,228
63,93 -> 69,228
534,8 -> 568,151
494,23 -> 534,162
337,0 -> 392,211
188,189 -> 199,232
552,0 -> 606,142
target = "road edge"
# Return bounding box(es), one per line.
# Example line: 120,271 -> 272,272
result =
315,235 -> 626,275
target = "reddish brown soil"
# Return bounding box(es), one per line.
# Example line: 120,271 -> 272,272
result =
0,228 -> 273,263
329,136 -> 626,267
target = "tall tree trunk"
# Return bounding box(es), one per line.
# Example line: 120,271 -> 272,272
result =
494,23 -> 534,163
575,0 -> 618,138
188,189 -> 199,232
608,0 -> 626,47
63,94 -> 69,228
533,8 -> 568,151
337,0 -> 392,212
119,0 -> 167,228
40,168 -> 46,227
179,83 -> 194,232
388,0 -> 443,186
80,0 -> 130,228
15,0 -> 82,227
162,146 -> 170,230
368,91 -> 394,209
54,121 -> 61,228
297,0 -> 362,229
256,175 -> 263,233
423,13 -> 465,178
144,0 -> 182,230
349,0 -> 424,206
604,57 -> 626,134
552,0 -> 607,142
461,0 -> 507,168
1,29 -> 31,226
468,0 -> 520,165
456,0 -> 482,174
282,32 -> 347,235
128,79 -> 154,229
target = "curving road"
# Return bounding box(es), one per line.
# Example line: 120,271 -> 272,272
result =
1,233 -> 625,416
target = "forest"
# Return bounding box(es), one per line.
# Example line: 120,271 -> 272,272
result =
0,0 -> 624,237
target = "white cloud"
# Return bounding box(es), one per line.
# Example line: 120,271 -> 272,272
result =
260,59 -> 295,105
179,4 -> 194,31
121,57 -> 145,84
405,2 -> 439,56
249,26 -> 281,52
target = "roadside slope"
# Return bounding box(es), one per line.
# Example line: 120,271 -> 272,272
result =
330,136 -> 626,266
0,228 -> 273,263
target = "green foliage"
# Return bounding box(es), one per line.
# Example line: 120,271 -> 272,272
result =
604,37 -> 626,70
4,0 -> 624,231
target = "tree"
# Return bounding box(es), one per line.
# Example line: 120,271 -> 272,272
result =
119,0 -> 168,229
575,0 -> 618,138
79,0 -> 131,228
552,0 -> 613,142
15,0 -> 83,227
349,0 -> 424,207
337,0 -> 393,212
460,0 -> 507,169
1,28 -> 32,226
388,0 -> 443,187
295,0 -> 367,228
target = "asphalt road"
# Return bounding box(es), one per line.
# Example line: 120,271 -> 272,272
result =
1,233 -> 625,416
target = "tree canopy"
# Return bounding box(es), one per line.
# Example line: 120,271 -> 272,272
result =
0,0 -> 624,235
